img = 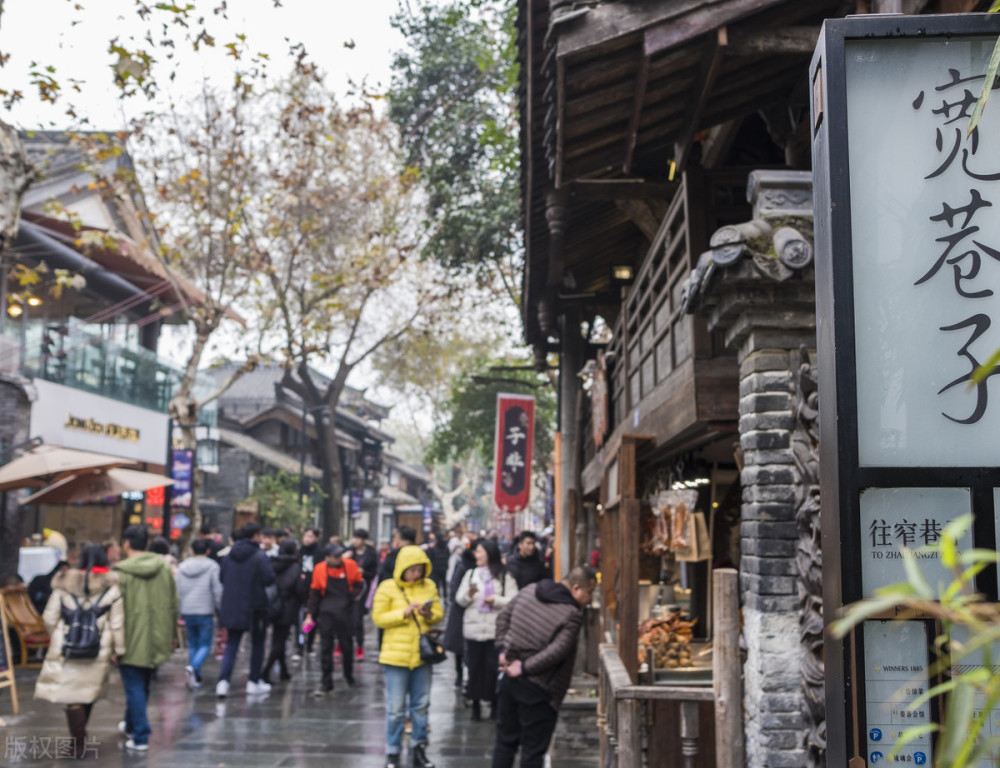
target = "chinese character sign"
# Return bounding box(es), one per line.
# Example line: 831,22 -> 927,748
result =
493,394 -> 535,513
847,37 -> 1000,466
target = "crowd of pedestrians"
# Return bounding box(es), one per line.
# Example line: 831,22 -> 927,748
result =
31,518 -> 595,768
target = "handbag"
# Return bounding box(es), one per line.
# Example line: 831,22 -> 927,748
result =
398,583 -> 447,665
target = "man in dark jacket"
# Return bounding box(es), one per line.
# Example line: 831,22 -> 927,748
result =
424,531 -> 450,598
491,566 -> 596,768
216,522 -> 276,698
345,528 -> 378,661
304,542 -> 364,695
378,525 -> 417,584
261,538 -> 304,685
504,531 -> 550,590
295,526 -> 322,658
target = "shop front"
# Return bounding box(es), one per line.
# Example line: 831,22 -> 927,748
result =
25,379 -> 170,552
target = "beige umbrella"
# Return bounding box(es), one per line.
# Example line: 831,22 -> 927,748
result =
0,444 -> 134,491
22,467 -> 173,505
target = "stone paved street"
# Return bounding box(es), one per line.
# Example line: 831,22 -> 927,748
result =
0,630 -> 599,768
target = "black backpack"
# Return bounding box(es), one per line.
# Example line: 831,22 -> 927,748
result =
60,589 -> 111,659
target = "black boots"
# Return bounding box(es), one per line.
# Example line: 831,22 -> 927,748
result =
470,700 -> 482,722
411,743 -> 434,768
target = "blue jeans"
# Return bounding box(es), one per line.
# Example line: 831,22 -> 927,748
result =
183,614 -> 214,676
119,664 -> 153,746
383,663 -> 432,755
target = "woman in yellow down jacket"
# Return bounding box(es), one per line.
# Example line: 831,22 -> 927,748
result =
372,544 -> 444,768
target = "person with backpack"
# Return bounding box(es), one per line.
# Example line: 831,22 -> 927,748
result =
442,541 -> 477,694
303,542 -> 363,695
216,521 -> 276,698
260,538 -> 304,686
114,525 -> 178,753
455,539 -> 518,722
35,543 -> 124,759
176,538 -> 223,690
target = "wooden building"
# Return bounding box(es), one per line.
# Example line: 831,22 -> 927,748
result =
515,1 -> 988,765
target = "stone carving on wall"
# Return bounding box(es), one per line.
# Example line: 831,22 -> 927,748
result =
792,345 -> 825,766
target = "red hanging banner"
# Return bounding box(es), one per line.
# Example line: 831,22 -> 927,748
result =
493,393 -> 535,513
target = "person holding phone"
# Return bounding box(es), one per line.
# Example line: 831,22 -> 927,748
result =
455,539 -> 518,721
372,545 -> 444,768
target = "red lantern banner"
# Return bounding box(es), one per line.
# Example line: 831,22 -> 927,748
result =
493,394 -> 535,513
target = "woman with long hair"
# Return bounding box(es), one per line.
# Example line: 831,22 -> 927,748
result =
35,543 -> 125,757
455,539 -> 518,721
442,541 -> 477,694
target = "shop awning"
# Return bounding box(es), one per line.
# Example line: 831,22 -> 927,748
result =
23,467 -> 174,505
0,444 -> 135,491
379,485 -> 418,506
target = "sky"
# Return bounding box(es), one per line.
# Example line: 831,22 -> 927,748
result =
1,0 -> 408,129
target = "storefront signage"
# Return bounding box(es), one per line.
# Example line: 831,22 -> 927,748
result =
30,379 -> 168,464
170,449 -> 193,508
812,14 -> 1000,767
64,414 -> 140,442
493,393 -> 535,513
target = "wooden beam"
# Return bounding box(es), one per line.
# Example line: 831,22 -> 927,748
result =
726,26 -> 819,56
643,0 -> 776,57
615,199 -> 660,242
557,0 -> 707,59
571,179 -> 678,201
674,27 -> 727,176
623,53 -> 650,174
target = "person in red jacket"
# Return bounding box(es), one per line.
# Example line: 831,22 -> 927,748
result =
304,542 -> 363,695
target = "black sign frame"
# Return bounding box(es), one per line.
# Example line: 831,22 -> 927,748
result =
811,12 -> 1000,766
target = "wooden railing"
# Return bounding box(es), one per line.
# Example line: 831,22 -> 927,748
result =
598,569 -> 743,768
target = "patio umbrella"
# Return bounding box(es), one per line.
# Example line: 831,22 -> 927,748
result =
0,444 -> 134,492
22,468 -> 174,505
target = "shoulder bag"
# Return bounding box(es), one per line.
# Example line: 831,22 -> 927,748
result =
398,583 -> 446,665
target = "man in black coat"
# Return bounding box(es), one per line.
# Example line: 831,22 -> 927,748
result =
377,525 -> 417,584
505,531 -> 550,590
345,528 -> 378,660
295,527 -> 322,657
216,522 -> 276,698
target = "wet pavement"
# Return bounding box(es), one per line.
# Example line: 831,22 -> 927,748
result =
0,627 -> 599,767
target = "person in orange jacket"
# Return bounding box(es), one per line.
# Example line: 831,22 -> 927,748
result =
303,542 -> 363,694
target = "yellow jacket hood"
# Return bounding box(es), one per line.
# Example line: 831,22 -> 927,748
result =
393,545 -> 432,585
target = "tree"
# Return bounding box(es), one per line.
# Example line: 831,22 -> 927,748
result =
59,52 -> 278,545
245,69 -> 463,539
389,0 -> 522,297
427,354 -> 555,482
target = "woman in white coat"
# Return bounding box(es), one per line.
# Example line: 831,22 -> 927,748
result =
36,543 -> 125,758
455,539 -> 517,721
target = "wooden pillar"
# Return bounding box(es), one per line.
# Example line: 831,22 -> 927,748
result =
617,436 -> 641,683
558,306 -> 582,580
714,568 -> 744,767
680,700 -> 700,768
617,698 -> 642,767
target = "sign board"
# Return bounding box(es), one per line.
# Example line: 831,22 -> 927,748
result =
170,450 -> 193,508
350,490 -> 362,521
492,394 -> 535,513
29,379 -> 168,464
0,592 -> 19,715
811,13 -> 1000,766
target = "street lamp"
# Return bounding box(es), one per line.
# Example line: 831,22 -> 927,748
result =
298,402 -> 329,516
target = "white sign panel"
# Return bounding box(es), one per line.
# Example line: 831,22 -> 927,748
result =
864,620 -> 932,765
847,37 -> 1000,466
30,379 -> 168,465
860,487 -> 971,597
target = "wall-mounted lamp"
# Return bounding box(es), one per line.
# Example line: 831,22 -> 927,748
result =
611,265 -> 634,283
7,304 -> 22,318
27,296 -> 42,307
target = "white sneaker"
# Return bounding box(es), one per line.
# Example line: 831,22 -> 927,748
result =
246,680 -> 272,695
117,721 -> 131,739
216,679 -> 230,698
124,739 -> 148,752
185,665 -> 199,690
